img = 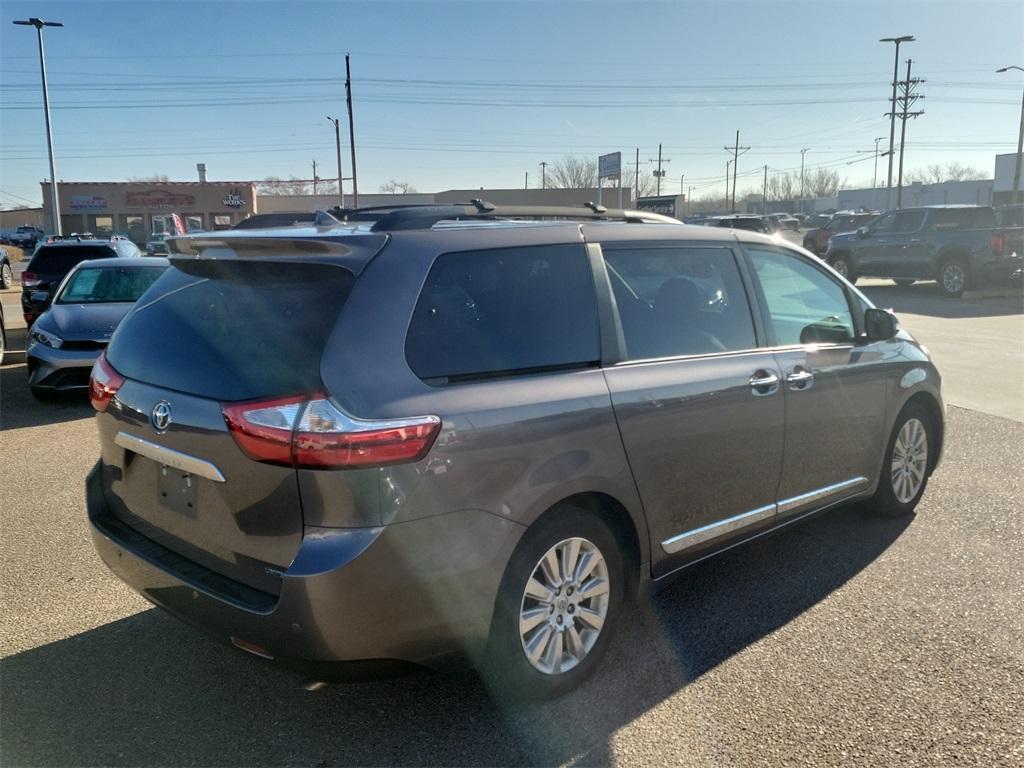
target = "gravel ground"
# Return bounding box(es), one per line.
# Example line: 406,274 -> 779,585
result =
1,320 -> 1022,767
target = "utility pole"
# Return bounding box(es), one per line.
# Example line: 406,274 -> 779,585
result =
725,160 -> 732,210
763,165 -> 768,215
997,66 -> 1024,203
648,144 -> 670,196
539,161 -> 547,190
345,53 -> 359,207
799,148 -> 810,214
687,186 -> 694,216
327,116 -> 345,207
524,171 -> 528,190
13,17 -> 63,235
881,36 -> 915,210
891,58 -> 925,209
312,160 -> 319,195
634,147 -> 640,202
872,136 -> 884,210
723,131 -> 750,213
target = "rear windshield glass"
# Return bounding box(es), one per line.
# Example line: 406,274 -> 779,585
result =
107,261 -> 353,401
57,265 -> 166,304
406,245 -> 600,383
29,245 -> 116,275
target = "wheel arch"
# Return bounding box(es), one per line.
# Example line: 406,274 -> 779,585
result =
935,246 -> 972,275
529,491 -> 647,598
901,391 -> 945,474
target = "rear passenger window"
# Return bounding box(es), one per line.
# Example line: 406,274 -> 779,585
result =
747,246 -> 854,346
406,245 -> 600,382
602,246 -> 757,360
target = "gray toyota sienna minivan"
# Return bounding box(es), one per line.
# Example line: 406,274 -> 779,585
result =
86,204 -> 944,698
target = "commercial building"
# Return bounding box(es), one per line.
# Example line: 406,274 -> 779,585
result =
0,207 -> 43,230
40,181 -> 257,243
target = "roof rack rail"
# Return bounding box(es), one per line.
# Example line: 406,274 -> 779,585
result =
352,201 -> 681,232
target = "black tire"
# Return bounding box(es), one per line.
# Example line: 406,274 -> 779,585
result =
867,402 -> 933,518
937,257 -> 970,298
484,505 -> 625,701
894,279 -> 915,288
830,254 -> 857,284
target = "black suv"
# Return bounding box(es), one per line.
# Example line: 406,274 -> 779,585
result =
86,203 -> 942,698
21,237 -> 141,324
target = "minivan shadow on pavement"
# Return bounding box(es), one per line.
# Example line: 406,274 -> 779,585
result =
1,328 -> 93,431
0,505 -> 909,767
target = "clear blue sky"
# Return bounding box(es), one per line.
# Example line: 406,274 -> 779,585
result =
1,0 -> 1021,207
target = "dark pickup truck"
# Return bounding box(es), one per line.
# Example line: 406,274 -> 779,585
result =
825,205 -> 1023,297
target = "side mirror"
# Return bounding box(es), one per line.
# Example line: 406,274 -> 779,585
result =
857,226 -> 870,238
864,307 -> 899,341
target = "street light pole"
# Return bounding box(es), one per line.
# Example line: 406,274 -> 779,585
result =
997,65 -> 1024,203
872,136 -> 884,209
800,148 -> 810,214
327,116 -> 345,207
14,17 -> 63,236
881,35 -> 915,210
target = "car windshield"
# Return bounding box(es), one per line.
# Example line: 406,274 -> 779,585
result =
57,265 -> 166,304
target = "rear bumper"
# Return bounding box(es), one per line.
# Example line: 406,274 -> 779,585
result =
976,253 -> 1023,284
86,463 -> 524,672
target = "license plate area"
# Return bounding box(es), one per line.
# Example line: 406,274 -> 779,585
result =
157,465 -> 198,518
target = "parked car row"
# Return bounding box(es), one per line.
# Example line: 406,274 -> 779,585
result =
77,202 -> 943,699
803,210 -> 880,255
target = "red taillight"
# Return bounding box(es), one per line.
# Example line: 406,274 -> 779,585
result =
222,393 -> 440,470
89,351 -> 125,412
23,312 -> 38,325
991,233 -> 1005,256
222,394 -> 306,466
22,271 -> 40,287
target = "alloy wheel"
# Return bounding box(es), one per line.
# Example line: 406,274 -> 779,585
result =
519,537 -> 610,675
832,259 -> 849,278
1,263 -> 11,289
942,264 -> 965,295
891,417 -> 928,504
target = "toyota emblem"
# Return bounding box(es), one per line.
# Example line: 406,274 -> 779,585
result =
151,401 -> 172,433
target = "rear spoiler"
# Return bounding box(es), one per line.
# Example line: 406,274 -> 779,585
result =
166,234 -> 389,276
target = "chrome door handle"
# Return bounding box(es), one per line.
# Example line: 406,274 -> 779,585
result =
786,368 -> 814,390
749,371 -> 780,396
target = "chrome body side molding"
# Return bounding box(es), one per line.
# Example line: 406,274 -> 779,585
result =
660,477 -> 869,555
776,476 -> 868,515
115,432 -> 227,483
661,503 -> 776,554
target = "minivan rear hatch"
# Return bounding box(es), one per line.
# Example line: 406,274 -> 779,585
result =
97,250 -> 367,598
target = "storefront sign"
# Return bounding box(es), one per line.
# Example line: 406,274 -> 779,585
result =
70,195 -> 108,211
222,188 -> 246,208
126,189 -> 197,208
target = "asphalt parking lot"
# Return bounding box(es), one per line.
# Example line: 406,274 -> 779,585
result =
1,272 -> 1022,766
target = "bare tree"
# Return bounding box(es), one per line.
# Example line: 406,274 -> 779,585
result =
126,174 -> 170,182
943,162 -> 984,181
620,165 -> 658,198
766,171 -> 799,203
256,176 -> 313,195
905,162 -> 985,184
379,179 -> 418,194
804,168 -> 845,198
546,155 -> 597,189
